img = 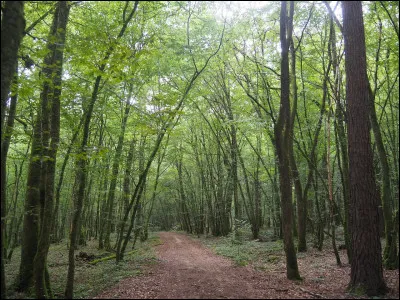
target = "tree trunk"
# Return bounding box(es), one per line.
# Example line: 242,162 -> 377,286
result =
1,69 -> 19,298
342,1 -> 387,296
1,1 -> 25,137
18,76 -> 43,293
329,14 -> 352,263
104,94 -> 132,250
289,35 -> 306,252
367,6 -> 397,269
52,116 -> 84,243
275,1 -> 301,281
1,2 -> 25,296
65,3 -> 138,298
31,2 -> 70,298
326,98 -> 341,266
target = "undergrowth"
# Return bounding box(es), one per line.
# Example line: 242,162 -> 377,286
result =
197,226 -> 285,268
4,233 -> 161,299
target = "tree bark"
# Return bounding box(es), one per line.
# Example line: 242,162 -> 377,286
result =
289,34 -> 306,252
1,1 -> 25,137
275,1 -> 301,280
342,1 -> 387,296
1,2 -> 25,297
29,2 -> 70,298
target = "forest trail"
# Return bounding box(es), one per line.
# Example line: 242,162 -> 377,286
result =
93,232 -> 399,299
94,231 -> 292,299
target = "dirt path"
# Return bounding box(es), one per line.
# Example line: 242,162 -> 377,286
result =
94,232 -> 399,299
94,232 -> 284,299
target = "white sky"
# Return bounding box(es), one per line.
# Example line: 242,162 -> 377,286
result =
214,1 -> 343,23
213,1 -> 270,22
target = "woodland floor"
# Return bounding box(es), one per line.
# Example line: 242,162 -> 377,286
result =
94,231 -> 399,299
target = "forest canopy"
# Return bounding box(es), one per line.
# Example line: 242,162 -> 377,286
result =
1,1 -> 399,298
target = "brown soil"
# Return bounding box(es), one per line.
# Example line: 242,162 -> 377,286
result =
94,231 -> 399,299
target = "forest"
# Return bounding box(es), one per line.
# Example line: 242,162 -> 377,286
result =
1,1 -> 399,299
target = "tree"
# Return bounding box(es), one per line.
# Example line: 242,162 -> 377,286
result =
1,2 -> 399,298
17,2 -> 70,297
32,2 -> 70,297
368,3 -> 398,270
342,1 -> 387,296
1,1 -> 25,134
1,2 -> 25,297
275,1 -> 301,280
65,2 -> 139,298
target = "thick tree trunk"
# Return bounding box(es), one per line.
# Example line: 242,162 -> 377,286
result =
1,69 -> 19,298
1,2 -> 25,297
1,1 -> 25,136
18,93 -> 43,292
342,1 -> 387,296
31,2 -> 70,298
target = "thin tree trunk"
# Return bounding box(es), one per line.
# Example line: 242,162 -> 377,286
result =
141,138 -> 168,241
368,5 -> 397,269
275,1 -> 300,280
52,116 -> 84,243
326,99 -> 341,266
65,3 -> 139,298
104,92 -> 132,249
289,35 -> 306,252
328,14 -> 352,263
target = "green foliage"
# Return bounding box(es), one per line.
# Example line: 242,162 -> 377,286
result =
3,1 -> 399,297
199,228 -> 284,268
4,234 -> 160,299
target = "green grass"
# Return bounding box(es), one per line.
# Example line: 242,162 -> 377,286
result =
4,233 -> 161,299
197,229 -> 285,268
